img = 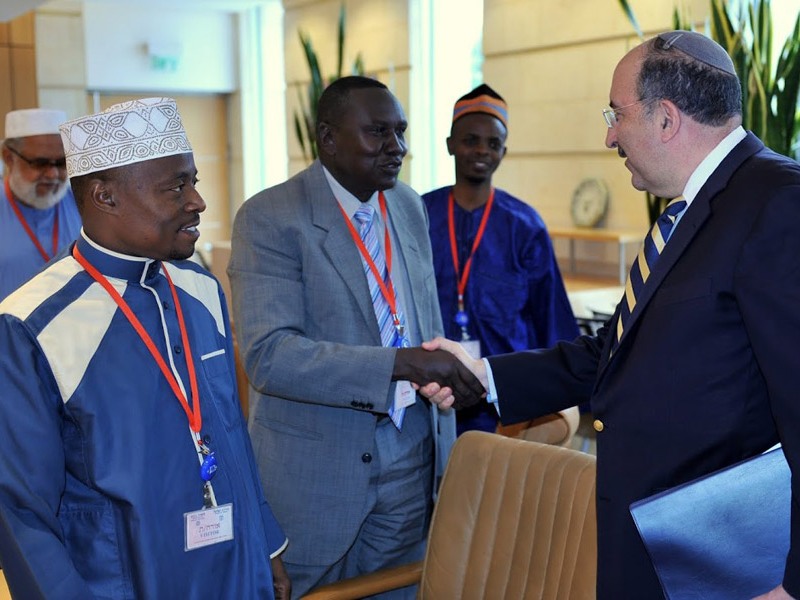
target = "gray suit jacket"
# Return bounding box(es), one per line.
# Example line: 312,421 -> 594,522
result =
228,160 -> 453,565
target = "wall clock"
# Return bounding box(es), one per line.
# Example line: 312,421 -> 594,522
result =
571,178 -> 609,228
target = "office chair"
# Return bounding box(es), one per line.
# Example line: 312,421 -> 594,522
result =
303,430 -> 597,599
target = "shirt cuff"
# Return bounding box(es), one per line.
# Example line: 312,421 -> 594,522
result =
482,358 -> 500,416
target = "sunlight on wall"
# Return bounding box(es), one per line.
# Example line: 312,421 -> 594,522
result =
409,0 -> 483,195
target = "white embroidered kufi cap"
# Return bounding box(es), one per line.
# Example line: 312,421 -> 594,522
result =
5,108 -> 67,139
59,97 -> 192,178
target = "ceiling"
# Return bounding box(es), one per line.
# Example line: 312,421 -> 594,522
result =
1,0 -> 49,22
2,0 -> 274,21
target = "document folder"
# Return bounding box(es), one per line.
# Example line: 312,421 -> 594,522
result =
629,446 -> 790,600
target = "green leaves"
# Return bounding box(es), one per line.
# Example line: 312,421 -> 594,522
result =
293,4 -> 365,163
617,0 -> 644,39
708,0 -> 800,159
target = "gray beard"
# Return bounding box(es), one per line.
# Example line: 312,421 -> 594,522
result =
8,171 -> 69,210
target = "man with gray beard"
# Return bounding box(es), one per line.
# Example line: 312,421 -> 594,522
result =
0,108 -> 81,301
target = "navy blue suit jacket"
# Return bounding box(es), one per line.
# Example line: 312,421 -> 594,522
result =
489,132 -> 800,599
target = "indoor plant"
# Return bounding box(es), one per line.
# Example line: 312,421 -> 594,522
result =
293,4 -> 364,163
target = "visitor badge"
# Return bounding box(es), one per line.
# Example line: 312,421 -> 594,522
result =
184,503 -> 234,551
395,380 -> 416,410
460,339 -> 481,360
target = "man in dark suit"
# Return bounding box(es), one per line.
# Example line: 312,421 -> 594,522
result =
228,76 -> 483,598
422,31 -> 800,600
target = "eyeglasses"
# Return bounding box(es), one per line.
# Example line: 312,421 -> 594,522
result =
602,98 -> 655,128
6,145 -> 67,170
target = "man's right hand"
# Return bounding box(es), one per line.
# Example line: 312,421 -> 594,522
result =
393,345 -> 486,409
416,337 -> 489,409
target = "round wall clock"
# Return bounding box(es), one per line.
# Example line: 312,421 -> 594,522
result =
571,178 -> 610,228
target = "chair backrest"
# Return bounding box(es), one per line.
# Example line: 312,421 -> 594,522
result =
419,431 -> 597,600
0,569 -> 11,600
496,407 -> 581,448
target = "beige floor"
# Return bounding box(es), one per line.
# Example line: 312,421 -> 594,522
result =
563,274 -> 621,292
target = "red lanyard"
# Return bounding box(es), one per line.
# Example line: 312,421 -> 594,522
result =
5,178 -> 60,262
72,245 -> 202,433
448,188 -> 495,310
338,191 -> 401,328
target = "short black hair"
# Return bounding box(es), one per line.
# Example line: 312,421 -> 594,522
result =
638,36 -> 742,126
68,165 -> 132,210
316,76 -> 387,129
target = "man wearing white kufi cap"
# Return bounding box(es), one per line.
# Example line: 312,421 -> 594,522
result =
0,98 -> 290,599
0,108 -> 81,301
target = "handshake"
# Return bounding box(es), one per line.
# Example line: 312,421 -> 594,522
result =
392,337 -> 488,410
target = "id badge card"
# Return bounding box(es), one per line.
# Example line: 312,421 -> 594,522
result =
184,503 -> 234,551
459,339 -> 481,360
394,379 -> 417,411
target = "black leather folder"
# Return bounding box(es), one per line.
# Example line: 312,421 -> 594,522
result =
629,446 -> 790,599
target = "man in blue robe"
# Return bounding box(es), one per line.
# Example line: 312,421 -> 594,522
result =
0,108 -> 82,301
0,98 -> 290,599
423,84 -> 578,434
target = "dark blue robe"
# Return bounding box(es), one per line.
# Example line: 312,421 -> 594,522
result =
423,186 -> 579,433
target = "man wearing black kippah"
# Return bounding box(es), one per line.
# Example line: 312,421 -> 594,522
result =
422,84 -> 578,435
421,32 -> 800,599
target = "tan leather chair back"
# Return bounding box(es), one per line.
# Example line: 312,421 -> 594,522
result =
497,406 -> 581,448
419,431 -> 597,600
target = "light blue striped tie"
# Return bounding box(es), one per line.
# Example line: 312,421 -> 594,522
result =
355,204 -> 406,429
615,196 -> 687,348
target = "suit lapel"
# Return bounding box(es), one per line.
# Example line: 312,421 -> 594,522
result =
382,187 -> 428,337
308,162 -> 383,344
598,133 -> 764,378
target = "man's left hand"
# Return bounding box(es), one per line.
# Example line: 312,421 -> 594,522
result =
752,584 -> 796,600
271,555 -> 291,600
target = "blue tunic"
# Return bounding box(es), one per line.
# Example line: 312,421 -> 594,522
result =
0,184 -> 82,302
422,187 -> 579,432
0,234 -> 286,599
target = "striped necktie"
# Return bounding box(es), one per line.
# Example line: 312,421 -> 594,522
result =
615,196 -> 687,348
354,204 -> 406,429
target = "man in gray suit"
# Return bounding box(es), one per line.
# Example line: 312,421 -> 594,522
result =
228,76 -> 484,598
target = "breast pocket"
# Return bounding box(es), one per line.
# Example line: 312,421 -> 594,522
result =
654,277 -> 712,307
200,348 -> 242,432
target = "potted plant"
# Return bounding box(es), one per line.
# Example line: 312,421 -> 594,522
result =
293,4 -> 364,163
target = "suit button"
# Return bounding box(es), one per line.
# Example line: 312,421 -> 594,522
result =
351,401 -> 359,408
593,419 -> 604,432
361,453 -> 372,463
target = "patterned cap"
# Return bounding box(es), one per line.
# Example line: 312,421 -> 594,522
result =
452,84 -> 508,127
5,108 -> 67,139
656,31 -> 736,76
59,97 -> 192,178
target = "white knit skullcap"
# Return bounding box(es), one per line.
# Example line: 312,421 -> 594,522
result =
59,97 -> 192,178
5,108 -> 66,139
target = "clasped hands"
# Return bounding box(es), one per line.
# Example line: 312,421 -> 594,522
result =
392,337 -> 488,410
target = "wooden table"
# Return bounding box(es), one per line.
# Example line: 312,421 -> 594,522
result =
549,227 -> 642,284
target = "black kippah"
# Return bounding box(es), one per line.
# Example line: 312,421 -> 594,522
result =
656,31 -> 737,76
